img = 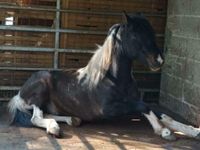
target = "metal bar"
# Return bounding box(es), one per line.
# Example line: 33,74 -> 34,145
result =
0,85 -> 159,93
0,25 -> 55,32
0,46 -> 54,52
0,98 -> 11,102
0,67 -> 61,71
0,86 -> 20,90
0,24 -> 164,38
58,48 -> 94,53
53,0 -> 60,69
0,25 -> 164,37
0,46 -> 94,53
0,5 -> 167,17
0,25 -> 107,35
0,67 -> 161,74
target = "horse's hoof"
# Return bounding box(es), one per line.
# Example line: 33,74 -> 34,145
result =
47,119 -> 60,137
195,133 -> 200,140
161,128 -> 176,141
71,117 -> 82,127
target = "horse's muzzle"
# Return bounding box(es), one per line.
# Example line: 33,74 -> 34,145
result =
147,54 -> 164,72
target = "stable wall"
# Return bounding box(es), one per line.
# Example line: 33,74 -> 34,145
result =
160,0 -> 200,125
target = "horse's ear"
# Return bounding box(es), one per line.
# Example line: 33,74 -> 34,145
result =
122,11 -> 132,23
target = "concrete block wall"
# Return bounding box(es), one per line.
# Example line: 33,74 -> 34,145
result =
160,0 -> 200,125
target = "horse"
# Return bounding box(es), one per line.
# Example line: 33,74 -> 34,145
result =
8,13 -> 200,140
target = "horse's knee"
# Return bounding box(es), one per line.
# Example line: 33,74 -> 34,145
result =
133,101 -> 150,114
64,116 -> 82,127
31,105 -> 61,137
71,117 -> 82,127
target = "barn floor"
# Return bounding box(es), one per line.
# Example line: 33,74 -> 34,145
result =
0,106 -> 200,150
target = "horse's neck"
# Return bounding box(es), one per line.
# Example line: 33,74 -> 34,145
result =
108,55 -> 132,85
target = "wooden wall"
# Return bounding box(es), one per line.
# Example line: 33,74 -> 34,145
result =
0,0 -> 168,102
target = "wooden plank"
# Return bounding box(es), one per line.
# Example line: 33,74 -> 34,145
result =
0,35 -> 52,42
60,33 -> 163,50
0,9 -> 55,20
59,52 -> 92,68
61,13 -> 166,34
0,31 -> 55,47
16,11 -> 55,20
16,0 -> 56,7
0,70 -> 32,86
62,0 -> 167,14
0,51 -> 54,68
1,11 -> 165,34
34,0 -> 56,2
61,12 -> 120,31
134,73 -> 161,89
60,33 -> 106,49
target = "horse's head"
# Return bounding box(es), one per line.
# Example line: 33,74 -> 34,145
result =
118,13 -> 164,71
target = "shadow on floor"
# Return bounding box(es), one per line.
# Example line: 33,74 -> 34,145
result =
0,105 -> 200,150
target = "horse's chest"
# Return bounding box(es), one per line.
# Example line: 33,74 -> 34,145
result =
95,84 -> 139,118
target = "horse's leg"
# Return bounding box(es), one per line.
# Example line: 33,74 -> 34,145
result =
45,114 -> 82,127
143,110 -> 176,140
160,114 -> 200,140
31,105 -> 60,136
131,101 -> 176,140
104,101 -> 175,140
141,103 -> 200,140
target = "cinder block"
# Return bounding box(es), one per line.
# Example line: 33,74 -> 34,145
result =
162,54 -> 186,79
161,0 -> 200,126
167,16 -> 200,38
167,0 -> 190,16
167,0 -> 200,16
184,82 -> 200,106
184,59 -> 200,85
160,92 -> 200,125
160,73 -> 183,99
186,39 -> 200,61
166,36 -> 188,57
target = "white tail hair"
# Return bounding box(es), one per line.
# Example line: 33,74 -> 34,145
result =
8,92 -> 31,122
77,32 -> 114,89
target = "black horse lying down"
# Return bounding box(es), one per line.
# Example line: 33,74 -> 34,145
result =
8,14 -> 200,140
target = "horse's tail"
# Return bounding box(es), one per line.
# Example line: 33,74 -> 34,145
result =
8,92 -> 33,126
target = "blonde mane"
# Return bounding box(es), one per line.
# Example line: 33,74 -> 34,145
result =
77,32 -> 115,89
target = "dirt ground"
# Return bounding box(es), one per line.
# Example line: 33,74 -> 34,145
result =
0,106 -> 200,150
